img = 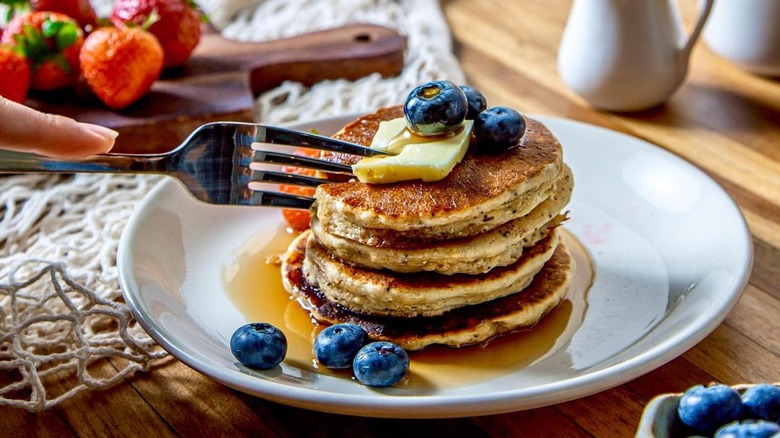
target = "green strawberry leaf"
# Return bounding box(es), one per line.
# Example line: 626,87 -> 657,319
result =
22,23 -> 44,47
8,43 -> 27,58
18,24 -> 50,60
50,52 -> 71,74
42,18 -> 64,38
40,17 -> 80,50
55,22 -> 79,50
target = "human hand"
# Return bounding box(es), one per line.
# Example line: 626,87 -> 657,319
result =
0,97 -> 118,159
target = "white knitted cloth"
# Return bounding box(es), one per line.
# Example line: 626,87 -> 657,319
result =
0,0 -> 463,411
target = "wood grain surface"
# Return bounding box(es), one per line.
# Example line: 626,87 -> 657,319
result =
2,0 -> 779,436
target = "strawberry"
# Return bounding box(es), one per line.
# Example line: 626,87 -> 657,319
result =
79,25 -> 164,109
30,0 -> 98,30
2,11 -> 83,90
111,0 -> 202,68
0,45 -> 30,103
279,147 -> 321,231
279,183 -> 316,231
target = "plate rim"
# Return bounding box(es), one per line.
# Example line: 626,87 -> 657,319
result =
118,114 -> 753,418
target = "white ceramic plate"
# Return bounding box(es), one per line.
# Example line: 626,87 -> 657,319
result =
118,115 -> 752,418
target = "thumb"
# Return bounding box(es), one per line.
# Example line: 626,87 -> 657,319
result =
0,97 -> 118,159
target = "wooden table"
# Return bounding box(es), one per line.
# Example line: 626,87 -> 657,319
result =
2,0 -> 778,436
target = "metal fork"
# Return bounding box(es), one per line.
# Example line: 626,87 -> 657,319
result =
0,122 -> 388,209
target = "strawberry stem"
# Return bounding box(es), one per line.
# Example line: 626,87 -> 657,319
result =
141,9 -> 160,29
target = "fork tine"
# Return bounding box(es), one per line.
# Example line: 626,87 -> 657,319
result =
250,191 -> 315,209
251,169 -> 330,187
252,149 -> 353,173
254,125 -> 389,157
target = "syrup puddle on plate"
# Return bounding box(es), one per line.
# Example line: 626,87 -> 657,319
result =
222,224 -> 593,390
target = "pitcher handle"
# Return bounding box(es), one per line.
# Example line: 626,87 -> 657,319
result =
681,0 -> 715,60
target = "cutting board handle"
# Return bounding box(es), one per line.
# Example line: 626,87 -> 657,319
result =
187,24 -> 405,93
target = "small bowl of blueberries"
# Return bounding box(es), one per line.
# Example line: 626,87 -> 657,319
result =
636,383 -> 780,437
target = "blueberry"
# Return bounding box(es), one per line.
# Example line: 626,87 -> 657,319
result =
742,384 -> 780,422
230,322 -> 287,370
460,85 -> 487,119
403,80 -> 468,137
314,323 -> 369,369
715,419 -> 780,438
474,106 -> 526,152
678,384 -> 744,435
352,341 -> 409,387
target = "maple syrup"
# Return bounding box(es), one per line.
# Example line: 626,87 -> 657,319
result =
222,223 -> 593,389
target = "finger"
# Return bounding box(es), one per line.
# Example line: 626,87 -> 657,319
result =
0,97 -> 118,159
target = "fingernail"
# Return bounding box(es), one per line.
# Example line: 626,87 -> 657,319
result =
81,122 -> 119,140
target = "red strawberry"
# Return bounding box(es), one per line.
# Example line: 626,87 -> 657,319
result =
279,183 -> 316,231
279,147 -> 321,231
110,0 -> 202,68
30,0 -> 98,30
2,11 -> 83,90
79,25 -> 164,109
0,45 -> 31,103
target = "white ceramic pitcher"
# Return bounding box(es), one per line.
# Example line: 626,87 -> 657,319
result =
703,0 -> 780,76
558,0 -> 715,112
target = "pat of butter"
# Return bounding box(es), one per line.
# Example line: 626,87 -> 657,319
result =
353,119 -> 473,183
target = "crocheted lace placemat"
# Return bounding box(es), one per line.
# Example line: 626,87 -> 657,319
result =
0,0 -> 463,411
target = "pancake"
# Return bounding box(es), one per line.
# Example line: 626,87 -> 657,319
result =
310,165 -> 572,274
304,230 -> 560,318
279,105 -> 575,351
314,106 -> 566,245
281,230 -> 574,351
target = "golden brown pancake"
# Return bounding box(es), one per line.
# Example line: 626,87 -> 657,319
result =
310,166 -> 572,274
314,106 -> 566,245
281,231 -> 574,351
304,230 -> 560,318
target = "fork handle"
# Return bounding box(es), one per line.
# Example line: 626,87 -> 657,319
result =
0,150 -> 167,174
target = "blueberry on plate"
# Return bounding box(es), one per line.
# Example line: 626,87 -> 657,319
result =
741,384 -> 780,422
352,341 -> 409,387
403,80 -> 468,137
460,85 -> 487,119
677,384 -> 744,435
715,419 -> 780,438
474,106 -> 526,152
230,322 -> 287,370
314,323 -> 369,369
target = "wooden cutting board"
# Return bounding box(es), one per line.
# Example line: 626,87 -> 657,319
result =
26,24 -> 405,153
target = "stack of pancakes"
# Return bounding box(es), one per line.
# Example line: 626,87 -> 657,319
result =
281,106 -> 574,351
